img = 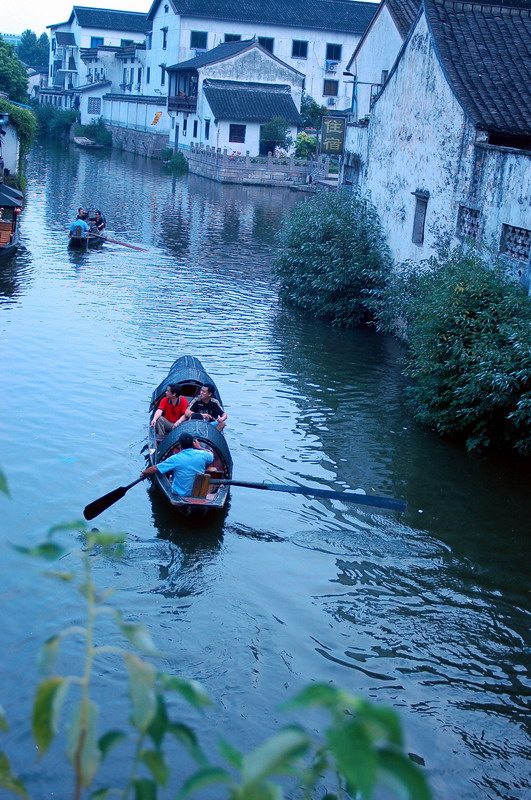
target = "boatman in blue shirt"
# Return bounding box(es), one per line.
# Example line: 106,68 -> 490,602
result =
69,217 -> 90,237
141,432 -> 214,496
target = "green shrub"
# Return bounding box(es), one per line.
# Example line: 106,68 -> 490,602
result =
294,131 -> 317,159
32,103 -> 78,138
161,149 -> 188,172
380,248 -> 531,453
74,117 -> 112,147
273,190 -> 392,327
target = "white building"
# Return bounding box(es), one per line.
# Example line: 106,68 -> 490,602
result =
40,6 -> 148,109
165,39 -> 304,154
0,108 -> 21,177
145,0 -> 377,111
342,0 -> 531,290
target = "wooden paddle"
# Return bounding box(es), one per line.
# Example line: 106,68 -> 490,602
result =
83,477 -> 146,520
206,478 -> 407,512
92,233 -> 148,252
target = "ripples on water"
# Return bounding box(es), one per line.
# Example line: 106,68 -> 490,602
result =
0,141 -> 529,799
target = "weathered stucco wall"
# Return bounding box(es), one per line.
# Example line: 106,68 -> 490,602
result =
362,10 -> 531,288
349,5 -> 404,118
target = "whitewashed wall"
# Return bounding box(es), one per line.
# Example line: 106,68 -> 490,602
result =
348,3 -> 404,118
147,1 -> 181,93
362,10 -> 531,286
1,125 -> 20,175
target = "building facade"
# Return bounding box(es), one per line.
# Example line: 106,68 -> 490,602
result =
342,0 -> 531,289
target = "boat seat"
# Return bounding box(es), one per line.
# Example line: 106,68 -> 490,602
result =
0,221 -> 11,230
72,225 -> 85,237
0,232 -> 11,245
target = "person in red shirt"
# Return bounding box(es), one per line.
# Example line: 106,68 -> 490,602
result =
151,384 -> 189,440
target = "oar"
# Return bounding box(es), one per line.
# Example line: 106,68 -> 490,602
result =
207,478 -> 407,512
83,477 -> 146,520
92,233 -> 148,252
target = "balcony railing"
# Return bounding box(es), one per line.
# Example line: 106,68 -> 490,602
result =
167,94 -> 197,112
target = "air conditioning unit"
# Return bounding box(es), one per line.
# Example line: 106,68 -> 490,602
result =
326,61 -> 338,72
194,48 -> 206,56
327,97 -> 336,105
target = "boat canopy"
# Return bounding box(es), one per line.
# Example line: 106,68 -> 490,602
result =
155,418 -> 233,475
151,355 -> 222,407
0,184 -> 23,207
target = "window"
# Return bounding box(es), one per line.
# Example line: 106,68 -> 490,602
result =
137,67 -> 142,86
457,206 -> 480,240
121,39 -> 133,47
326,43 -> 341,61
229,124 -> 246,143
147,33 -> 152,50
500,224 -> 531,261
381,69 -> 389,85
161,65 -> 166,86
190,31 -> 207,49
193,119 -> 198,137
161,27 -> 168,49
164,3 -> 169,10
205,119 -> 210,140
258,36 -> 274,53
122,68 -> 127,85
224,33 -> 241,42
87,97 -> 101,114
412,191 -> 429,244
146,66 -> 150,84
171,116 -> 175,129
292,40 -> 308,58
323,79 -> 338,96
183,117 -> 187,136
90,37 -> 104,48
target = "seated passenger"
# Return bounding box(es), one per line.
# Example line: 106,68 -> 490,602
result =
77,207 -> 88,221
151,384 -> 189,440
93,210 -> 106,232
70,217 -> 90,237
178,383 -> 227,432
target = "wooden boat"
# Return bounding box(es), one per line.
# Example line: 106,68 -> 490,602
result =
73,136 -> 103,149
148,356 -> 232,517
68,229 -> 105,249
0,183 -> 23,258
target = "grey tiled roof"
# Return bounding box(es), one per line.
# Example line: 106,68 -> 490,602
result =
386,0 -> 420,37
203,83 -> 303,123
55,31 -> 77,45
72,6 -> 148,32
426,0 -> 531,135
172,0 -> 377,33
166,39 -> 254,71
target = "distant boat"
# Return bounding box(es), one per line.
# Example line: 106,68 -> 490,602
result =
0,182 -> 23,259
73,136 -> 103,149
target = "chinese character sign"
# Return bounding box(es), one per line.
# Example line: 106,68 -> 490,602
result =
321,116 -> 346,154
151,111 -> 162,126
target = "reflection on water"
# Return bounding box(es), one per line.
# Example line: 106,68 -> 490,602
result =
0,139 -> 529,800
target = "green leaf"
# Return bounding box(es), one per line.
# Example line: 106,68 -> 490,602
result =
48,520 -> 86,535
0,751 -> 28,798
67,699 -> 101,787
46,571 -> 76,582
0,705 -> 8,733
159,675 -> 211,710
217,735 -> 243,769
133,778 -> 157,800
378,748 -> 432,800
87,531 -> 127,547
146,695 -> 168,748
98,730 -> 127,760
177,766 -> 232,799
362,705 -> 403,748
282,683 -> 349,711
124,654 -> 157,733
116,617 -> 161,657
326,719 -> 377,798
141,749 -> 169,786
32,677 -> 69,754
37,635 -> 61,677
167,722 -> 207,765
90,789 -> 112,799
0,470 -> 10,497
13,542 -> 67,561
242,726 -> 310,785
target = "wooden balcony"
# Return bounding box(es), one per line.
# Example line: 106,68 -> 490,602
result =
167,95 -> 197,113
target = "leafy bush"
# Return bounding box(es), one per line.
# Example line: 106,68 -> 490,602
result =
300,92 -> 327,129
32,103 -> 78,138
161,149 -> 188,172
273,190 -> 392,327
378,248 -> 531,453
294,132 -> 317,159
74,117 -> 112,147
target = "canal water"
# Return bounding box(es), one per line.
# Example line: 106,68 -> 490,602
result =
1,140 -> 529,799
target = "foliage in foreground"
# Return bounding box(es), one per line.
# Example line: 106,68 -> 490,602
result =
74,117 -> 112,147
32,103 -> 78,138
377,248 -> 531,454
273,190 -> 392,327
0,473 -> 431,800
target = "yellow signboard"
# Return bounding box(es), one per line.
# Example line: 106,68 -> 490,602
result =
151,111 -> 162,126
321,116 -> 346,154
